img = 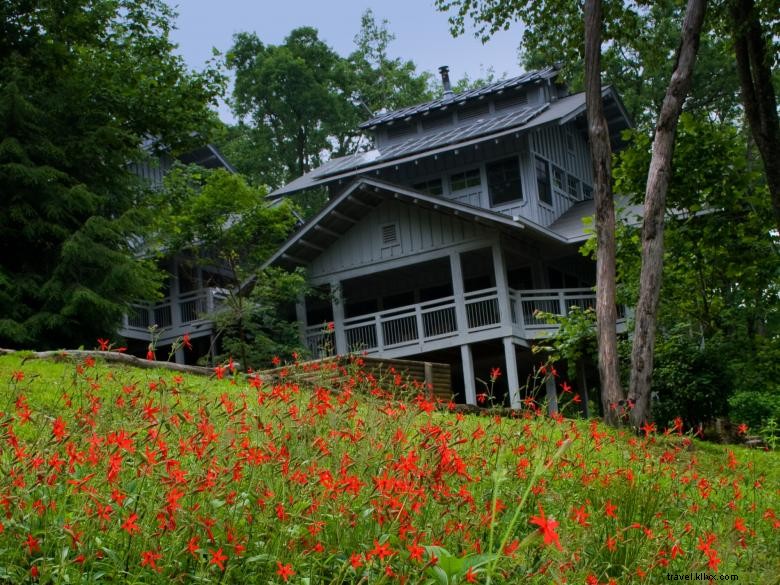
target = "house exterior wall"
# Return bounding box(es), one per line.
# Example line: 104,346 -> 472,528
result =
308,198 -> 495,282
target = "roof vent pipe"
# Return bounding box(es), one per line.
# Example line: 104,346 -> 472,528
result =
439,65 -> 452,96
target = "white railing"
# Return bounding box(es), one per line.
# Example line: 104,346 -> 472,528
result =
303,287 -> 623,356
122,287 -> 228,332
508,288 -> 622,329
305,288 -> 502,355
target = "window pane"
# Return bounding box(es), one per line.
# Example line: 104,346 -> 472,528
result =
567,175 -> 580,199
552,166 -> 565,191
536,157 -> 552,205
413,178 -> 443,195
450,168 -> 480,192
487,157 -> 522,205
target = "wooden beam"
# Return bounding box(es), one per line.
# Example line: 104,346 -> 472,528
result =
331,210 -> 357,224
348,195 -> 372,209
314,224 -> 339,238
282,252 -> 309,265
298,239 -> 324,252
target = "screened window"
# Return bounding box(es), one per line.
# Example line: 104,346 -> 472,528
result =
487,157 -> 523,206
552,166 -> 565,191
450,168 -> 481,192
535,157 -> 552,205
412,178 -> 443,196
567,175 -> 581,200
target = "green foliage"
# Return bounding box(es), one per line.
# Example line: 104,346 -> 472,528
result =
650,331 -> 730,428
534,306 -> 598,369
0,0 -> 223,349
157,166 -> 302,369
223,11 -> 432,189
612,115 -> 780,426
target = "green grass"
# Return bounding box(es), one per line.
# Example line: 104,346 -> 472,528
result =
1,353 -> 778,584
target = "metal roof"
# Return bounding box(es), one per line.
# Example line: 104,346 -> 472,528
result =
359,66 -> 559,128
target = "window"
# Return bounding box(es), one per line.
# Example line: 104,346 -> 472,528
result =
412,178 -> 443,196
487,157 -> 523,206
567,175 -> 581,200
386,122 -> 417,140
450,168 -> 481,192
458,103 -> 489,122
552,166 -> 565,191
535,157 -> 552,205
582,184 -> 593,200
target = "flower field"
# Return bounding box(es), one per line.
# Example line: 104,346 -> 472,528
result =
1,353 -> 778,584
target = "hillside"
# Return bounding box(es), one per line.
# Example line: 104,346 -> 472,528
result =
1,353 -> 778,584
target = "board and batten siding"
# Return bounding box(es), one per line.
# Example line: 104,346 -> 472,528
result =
530,123 -> 594,226
308,199 -> 492,280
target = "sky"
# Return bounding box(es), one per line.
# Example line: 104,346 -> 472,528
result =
166,0 -> 526,123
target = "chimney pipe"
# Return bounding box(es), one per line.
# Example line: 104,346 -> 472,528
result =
439,65 -> 452,95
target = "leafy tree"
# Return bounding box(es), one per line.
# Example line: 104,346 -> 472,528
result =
614,114 -> 780,427
224,12 -> 432,190
158,165 -> 303,369
0,0 -> 223,349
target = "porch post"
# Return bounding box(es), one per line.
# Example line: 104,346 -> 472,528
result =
503,337 -> 521,409
545,377 -> 559,415
295,294 -> 308,348
449,251 -> 468,334
330,280 -> 347,355
461,344 -> 477,406
170,261 -> 184,365
492,243 -> 512,327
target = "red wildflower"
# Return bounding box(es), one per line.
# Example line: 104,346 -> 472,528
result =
276,561 -> 295,582
407,543 -> 425,562
327,321 -> 335,331
571,505 -> 590,526
604,500 -> 618,519
25,534 -> 40,554
209,547 -> 228,571
97,338 -> 110,350
368,539 -> 394,561
737,423 -> 749,436
182,332 -> 192,350
490,367 -> 501,381
349,553 -> 363,568
140,550 -> 162,572
529,505 -> 562,550
465,566 -> 479,583
146,347 -> 155,361
121,513 -> 141,535
187,536 -> 199,557
12,370 -> 24,382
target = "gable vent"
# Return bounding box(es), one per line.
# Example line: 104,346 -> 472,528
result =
386,123 -> 417,140
381,223 -> 399,245
495,92 -> 528,111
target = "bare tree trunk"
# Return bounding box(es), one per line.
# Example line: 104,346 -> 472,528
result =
628,0 -> 708,428
584,0 -> 624,426
731,0 -> 780,232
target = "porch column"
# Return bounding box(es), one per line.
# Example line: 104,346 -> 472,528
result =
503,337 -> 521,409
545,377 -> 559,415
170,263 -> 184,365
492,243 -> 512,327
449,252 -> 468,334
461,344 -> 477,406
330,280 -> 347,355
295,294 -> 308,348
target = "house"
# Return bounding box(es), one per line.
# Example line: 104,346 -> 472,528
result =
267,65 -> 633,407
118,144 -> 236,364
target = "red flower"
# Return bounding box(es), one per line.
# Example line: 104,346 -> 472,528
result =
571,505 -> 590,527
97,338 -> 110,351
368,539 -> 394,561
465,566 -> 479,583
490,367 -> 501,381
407,543 -> 425,562
604,500 -> 618,519
25,534 -> 40,554
182,333 -> 192,350
276,561 -> 295,582
146,347 -> 156,361
529,505 -> 562,550
121,513 -> 141,535
737,423 -> 749,436
140,550 -> 162,572
327,321 -> 335,331
209,547 -> 228,571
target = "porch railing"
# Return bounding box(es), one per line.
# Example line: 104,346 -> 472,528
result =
122,287 -> 229,333
304,287 -> 622,356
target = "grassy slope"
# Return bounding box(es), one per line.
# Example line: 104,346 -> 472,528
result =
0,353 -> 778,584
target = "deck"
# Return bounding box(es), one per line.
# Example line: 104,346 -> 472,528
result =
305,287 -> 624,359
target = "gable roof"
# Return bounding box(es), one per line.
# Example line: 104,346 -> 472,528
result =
265,177 -> 602,271
268,87 -> 631,200
359,66 -> 560,129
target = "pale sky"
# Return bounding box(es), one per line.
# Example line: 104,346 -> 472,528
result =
166,0 -> 525,123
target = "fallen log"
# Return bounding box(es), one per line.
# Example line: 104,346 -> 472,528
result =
0,348 -> 213,376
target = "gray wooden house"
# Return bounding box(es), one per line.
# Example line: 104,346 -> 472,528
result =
118,144 -> 236,363
266,66 -> 633,407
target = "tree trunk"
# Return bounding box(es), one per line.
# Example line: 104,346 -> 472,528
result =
730,0 -> 780,232
584,0 -> 625,426
628,0 -> 708,428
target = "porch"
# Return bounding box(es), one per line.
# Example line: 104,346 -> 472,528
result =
118,286 -> 228,344
304,286 -> 612,358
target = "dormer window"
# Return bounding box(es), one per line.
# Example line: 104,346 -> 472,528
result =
450,168 -> 481,192
386,122 -> 417,140
413,178 -> 443,196
487,157 -> 523,206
